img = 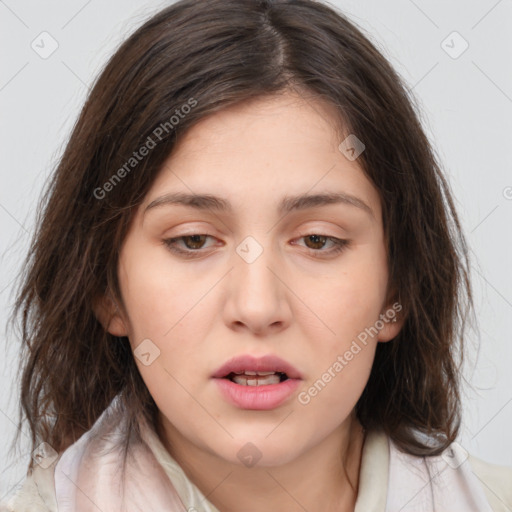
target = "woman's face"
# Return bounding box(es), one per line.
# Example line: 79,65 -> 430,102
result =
102,91 -> 403,467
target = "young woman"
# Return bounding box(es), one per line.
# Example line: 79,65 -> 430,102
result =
2,0 -> 511,510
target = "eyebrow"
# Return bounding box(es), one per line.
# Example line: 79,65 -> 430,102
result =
144,191 -> 374,218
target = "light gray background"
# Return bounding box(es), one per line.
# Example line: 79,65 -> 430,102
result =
1,0 -> 511,499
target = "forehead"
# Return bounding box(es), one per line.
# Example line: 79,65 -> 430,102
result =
140,91 -> 381,223
173,91 -> 346,154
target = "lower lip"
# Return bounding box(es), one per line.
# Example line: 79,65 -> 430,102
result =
213,377 -> 301,410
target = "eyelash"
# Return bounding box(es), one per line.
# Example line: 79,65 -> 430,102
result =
162,234 -> 350,259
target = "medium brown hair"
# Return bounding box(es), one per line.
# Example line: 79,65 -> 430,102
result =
9,0 -> 474,472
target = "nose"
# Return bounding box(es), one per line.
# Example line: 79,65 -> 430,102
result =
223,237 -> 292,336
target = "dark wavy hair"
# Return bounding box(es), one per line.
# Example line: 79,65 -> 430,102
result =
8,0 -> 474,472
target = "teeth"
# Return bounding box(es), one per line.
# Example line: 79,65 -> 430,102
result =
243,371 -> 276,376
232,374 -> 281,386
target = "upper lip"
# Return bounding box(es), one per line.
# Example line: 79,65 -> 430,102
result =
211,354 -> 303,379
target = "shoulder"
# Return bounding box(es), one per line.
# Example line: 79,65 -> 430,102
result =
0,396 -> 128,512
468,453 -> 512,512
386,437 -> 512,512
0,461 -> 59,512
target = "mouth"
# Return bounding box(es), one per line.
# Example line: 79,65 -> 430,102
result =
223,370 -> 289,386
211,354 -> 302,410
211,353 -> 303,381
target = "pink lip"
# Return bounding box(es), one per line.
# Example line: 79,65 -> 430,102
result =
211,354 -> 303,410
213,378 -> 301,410
211,354 -> 303,380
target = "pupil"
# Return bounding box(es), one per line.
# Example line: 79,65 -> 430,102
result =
306,234 -> 326,249
184,234 -> 206,249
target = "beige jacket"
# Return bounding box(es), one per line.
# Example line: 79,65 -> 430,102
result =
1,417 -> 511,511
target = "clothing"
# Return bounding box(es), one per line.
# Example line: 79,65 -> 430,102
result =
1,396 -> 511,511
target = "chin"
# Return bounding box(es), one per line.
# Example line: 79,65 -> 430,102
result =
218,435 -> 304,468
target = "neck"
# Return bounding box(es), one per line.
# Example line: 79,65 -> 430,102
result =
157,413 -> 366,512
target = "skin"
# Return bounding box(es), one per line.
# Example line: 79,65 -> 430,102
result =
97,90 -> 404,512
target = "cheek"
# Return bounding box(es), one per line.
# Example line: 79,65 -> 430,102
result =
322,344 -> 376,405
312,247 -> 388,345
296,246 -> 386,410
119,240 -> 215,343
118,245 -> 222,404
297,322 -> 378,418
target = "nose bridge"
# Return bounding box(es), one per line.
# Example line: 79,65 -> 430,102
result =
226,234 -> 290,333
234,234 -> 278,299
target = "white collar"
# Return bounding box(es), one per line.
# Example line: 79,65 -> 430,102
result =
52,397 -> 493,512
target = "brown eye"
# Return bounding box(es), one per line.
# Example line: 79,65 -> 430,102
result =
181,234 -> 208,249
163,234 -> 216,258
293,234 -> 350,257
303,234 -> 328,250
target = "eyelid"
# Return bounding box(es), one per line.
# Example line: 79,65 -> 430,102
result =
163,234 -> 218,255
162,232 -> 350,259
291,234 -> 350,257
